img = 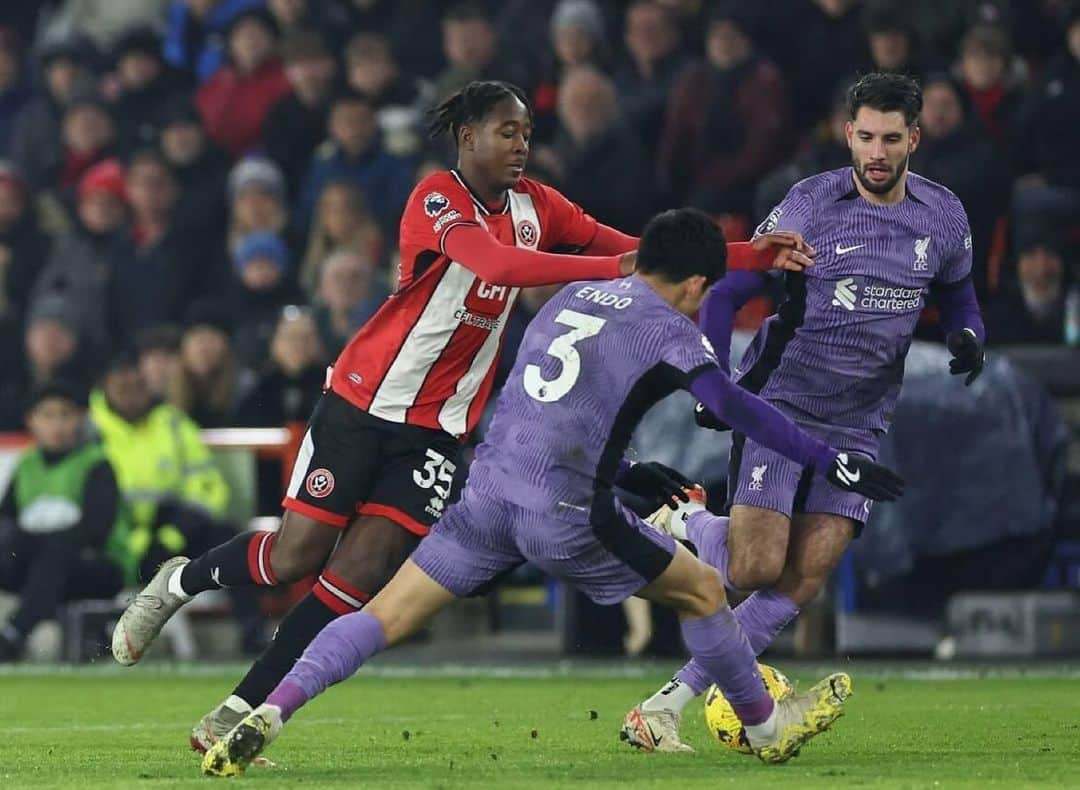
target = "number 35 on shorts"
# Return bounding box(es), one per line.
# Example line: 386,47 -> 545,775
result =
413,448 -> 457,505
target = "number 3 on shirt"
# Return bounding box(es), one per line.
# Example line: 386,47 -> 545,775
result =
523,309 -> 606,403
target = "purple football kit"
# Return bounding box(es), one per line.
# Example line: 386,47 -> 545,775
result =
410,275 -> 840,604
714,167 -> 975,524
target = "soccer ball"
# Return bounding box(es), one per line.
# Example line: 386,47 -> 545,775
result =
704,663 -> 793,753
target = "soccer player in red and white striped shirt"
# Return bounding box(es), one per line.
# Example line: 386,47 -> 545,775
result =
112,81 -> 813,751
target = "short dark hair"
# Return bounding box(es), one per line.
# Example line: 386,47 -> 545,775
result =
637,208 -> 727,286
24,379 -> 87,414
846,72 -> 923,126
444,1 -> 491,24
427,80 -> 532,142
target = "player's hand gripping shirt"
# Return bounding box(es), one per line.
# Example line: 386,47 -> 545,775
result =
736,167 -> 974,430
330,170 -> 601,437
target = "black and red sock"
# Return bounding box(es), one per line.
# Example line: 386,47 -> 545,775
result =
232,571 -> 371,706
179,530 -> 278,595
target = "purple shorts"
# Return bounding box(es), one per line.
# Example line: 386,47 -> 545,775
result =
411,486 -> 677,605
727,420 -> 882,528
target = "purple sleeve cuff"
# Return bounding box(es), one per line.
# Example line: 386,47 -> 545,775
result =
934,276 -> 986,344
699,271 -> 770,374
689,367 -> 837,472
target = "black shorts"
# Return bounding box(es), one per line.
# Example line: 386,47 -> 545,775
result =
282,391 -> 464,535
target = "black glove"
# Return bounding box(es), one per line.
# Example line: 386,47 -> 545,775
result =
946,328 -> 984,386
619,461 -> 694,507
824,453 -> 906,502
694,401 -> 731,432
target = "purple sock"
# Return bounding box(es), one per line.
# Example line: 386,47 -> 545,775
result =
673,589 -> 800,696
674,658 -> 713,694
736,589 -> 800,655
686,512 -> 732,589
266,610 -> 386,721
680,607 -> 774,725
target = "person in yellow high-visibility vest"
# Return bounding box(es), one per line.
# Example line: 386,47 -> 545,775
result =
89,351 -> 265,651
90,351 -> 230,570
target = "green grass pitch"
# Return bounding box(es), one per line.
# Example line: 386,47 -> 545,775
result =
2,663 -> 1079,788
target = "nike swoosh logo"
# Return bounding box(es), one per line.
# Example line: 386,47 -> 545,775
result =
835,243 -> 866,255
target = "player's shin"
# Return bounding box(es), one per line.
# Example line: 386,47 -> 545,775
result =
735,590 -> 800,654
179,530 -> 280,596
685,512 -> 734,589
230,575 -> 367,708
265,609 -> 387,721
680,608 -> 775,731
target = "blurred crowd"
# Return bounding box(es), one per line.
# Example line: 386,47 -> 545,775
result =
0,0 -> 1077,434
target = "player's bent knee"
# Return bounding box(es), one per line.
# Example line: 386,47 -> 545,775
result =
726,548 -> 785,591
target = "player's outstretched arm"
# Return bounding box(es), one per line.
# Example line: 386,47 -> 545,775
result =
689,368 -> 905,502
443,223 -> 631,285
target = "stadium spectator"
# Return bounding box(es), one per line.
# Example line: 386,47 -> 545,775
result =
957,24 -> 1025,147
0,295 -> 93,431
195,8 -> 291,158
0,381 -> 131,663
535,66 -> 652,234
295,90 -> 416,236
163,0 -> 263,84
263,30 -> 337,196
299,180 -> 384,296
157,97 -> 230,239
613,1 -> 686,152
10,35 -> 97,190
227,155 -> 289,259
89,350 -> 265,647
0,162 -> 50,315
766,0 -> 867,125
106,26 -> 191,151
911,74 -> 1009,297
754,87 -> 851,222
235,305 -> 326,427
52,94 -> 118,201
325,0 -> 445,78
311,247 -> 387,357
527,0 -> 609,144
863,2 -> 924,80
30,159 -> 128,351
266,0 -> 324,39
657,6 -> 790,217
229,230 -> 302,367
985,231 -> 1070,346
135,324 -> 183,401
1012,6 -> 1080,237
432,3 -> 528,103
39,0 -> 170,53
111,149 -> 209,339
170,299 -> 252,427
0,28 -> 32,156
343,32 -> 432,158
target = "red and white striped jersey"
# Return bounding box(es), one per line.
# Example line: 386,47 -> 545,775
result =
329,169 -> 600,437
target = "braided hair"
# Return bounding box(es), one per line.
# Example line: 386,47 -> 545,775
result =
428,81 -> 532,144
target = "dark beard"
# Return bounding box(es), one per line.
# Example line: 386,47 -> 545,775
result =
852,152 -> 909,195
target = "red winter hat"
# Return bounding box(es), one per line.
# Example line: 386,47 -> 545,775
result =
79,158 -> 126,203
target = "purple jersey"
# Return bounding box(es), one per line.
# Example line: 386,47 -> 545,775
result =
469,276 -> 718,516
738,167 -> 973,431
